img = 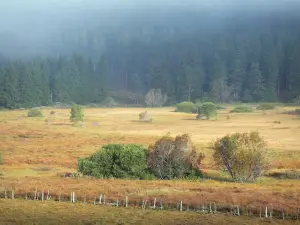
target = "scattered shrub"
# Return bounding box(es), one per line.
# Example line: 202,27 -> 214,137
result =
256,103 -> 275,111
273,121 -> 281,124
230,106 -> 253,113
197,102 -> 218,120
175,101 -> 198,113
101,96 -> 118,107
148,134 -> 204,179
70,104 -> 84,123
213,131 -> 269,182
78,144 -> 149,179
50,110 -> 56,115
139,111 -> 152,122
27,108 -> 43,117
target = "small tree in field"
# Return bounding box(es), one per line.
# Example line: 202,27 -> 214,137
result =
70,104 -> 84,124
197,102 -> 217,120
145,89 -> 167,107
213,131 -> 269,182
148,134 -> 204,179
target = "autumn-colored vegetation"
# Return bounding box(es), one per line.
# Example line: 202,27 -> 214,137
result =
0,105 -> 300,217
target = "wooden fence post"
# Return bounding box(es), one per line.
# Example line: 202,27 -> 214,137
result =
237,205 -> 240,216
265,207 -> 268,218
58,192 -> 61,202
12,190 -> 15,200
103,195 -> 106,205
282,209 -> 285,220
209,202 -> 212,213
25,191 -> 27,200
142,200 -> 145,209
260,206 -> 262,218
160,200 -> 163,210
116,199 -> 119,207
125,196 -> 128,208
153,198 -> 156,209
4,190 -> 7,199
99,194 -> 102,205
180,201 -> 183,212
42,191 -> 44,201
214,203 -> 217,213
34,189 -> 37,200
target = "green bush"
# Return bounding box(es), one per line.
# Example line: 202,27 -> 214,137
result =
197,102 -> 218,120
78,144 -> 149,179
256,103 -> 275,111
230,106 -> 253,113
27,109 -> 43,117
70,104 -> 84,123
175,101 -> 198,113
213,131 -> 269,182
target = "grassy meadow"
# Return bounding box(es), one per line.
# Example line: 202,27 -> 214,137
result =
0,104 -> 300,222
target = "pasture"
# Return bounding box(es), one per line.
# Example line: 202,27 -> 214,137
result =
0,105 -> 300,220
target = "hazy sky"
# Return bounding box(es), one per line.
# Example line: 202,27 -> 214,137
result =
0,0 -> 299,58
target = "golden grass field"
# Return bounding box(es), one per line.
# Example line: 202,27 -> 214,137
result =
0,105 -> 300,223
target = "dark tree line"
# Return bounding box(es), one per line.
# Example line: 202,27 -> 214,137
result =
1,7 -> 300,108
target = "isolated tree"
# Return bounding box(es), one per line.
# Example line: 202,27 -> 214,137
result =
70,104 -> 84,123
145,89 -> 167,107
213,131 -> 269,182
197,102 -> 218,120
148,134 -> 204,179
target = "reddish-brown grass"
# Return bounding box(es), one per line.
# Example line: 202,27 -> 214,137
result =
0,106 -> 300,215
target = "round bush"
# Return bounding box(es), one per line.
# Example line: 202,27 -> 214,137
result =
176,101 -> 198,113
78,144 -> 149,179
27,109 -> 43,117
197,102 -> 218,120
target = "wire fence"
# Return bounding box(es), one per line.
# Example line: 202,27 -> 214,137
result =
0,189 -> 299,221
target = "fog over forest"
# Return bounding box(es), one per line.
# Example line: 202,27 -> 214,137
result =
0,0 -> 300,108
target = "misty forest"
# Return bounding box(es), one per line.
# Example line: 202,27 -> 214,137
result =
1,0 -> 300,108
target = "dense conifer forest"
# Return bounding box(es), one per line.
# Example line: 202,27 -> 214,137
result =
1,1 -> 300,108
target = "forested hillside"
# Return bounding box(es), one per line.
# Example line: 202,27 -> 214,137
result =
1,1 -> 300,108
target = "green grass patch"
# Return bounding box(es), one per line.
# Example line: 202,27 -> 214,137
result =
230,106 -> 253,113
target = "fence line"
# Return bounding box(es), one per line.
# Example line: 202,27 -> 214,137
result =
0,189 -> 299,220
